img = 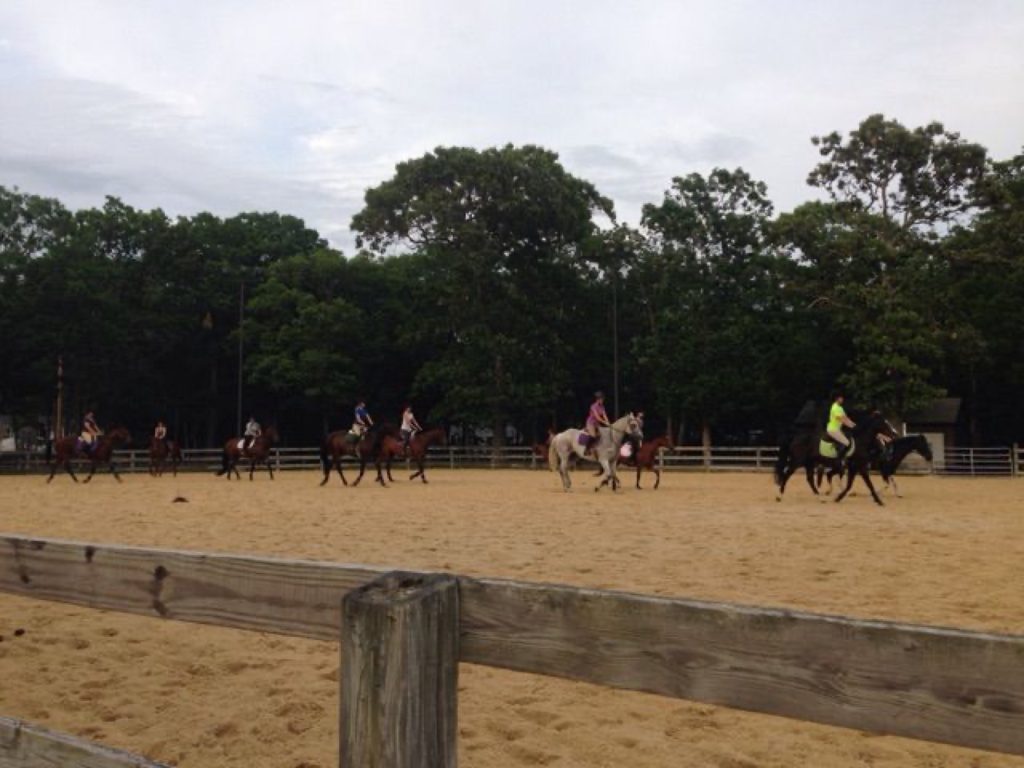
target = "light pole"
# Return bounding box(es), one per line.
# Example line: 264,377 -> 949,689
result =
236,281 -> 244,434
612,270 -> 619,417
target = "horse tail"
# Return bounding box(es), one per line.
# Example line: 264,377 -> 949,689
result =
216,448 -> 229,476
319,438 -> 329,472
773,437 -> 791,487
548,435 -> 559,472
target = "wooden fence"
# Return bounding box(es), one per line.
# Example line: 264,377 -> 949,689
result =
2,443 -> 1021,476
1,534 -> 1023,766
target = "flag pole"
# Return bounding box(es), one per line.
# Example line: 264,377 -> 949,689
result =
55,356 -> 64,440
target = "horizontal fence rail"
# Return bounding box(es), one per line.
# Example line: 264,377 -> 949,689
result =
2,443 -> 1020,476
0,715 -> 169,768
2,534 -> 1024,762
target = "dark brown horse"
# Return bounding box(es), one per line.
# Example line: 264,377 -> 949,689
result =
149,437 -> 182,477
319,426 -> 394,487
217,426 -> 279,480
46,427 -> 132,483
404,427 -> 447,483
625,434 -> 674,489
377,427 -> 446,483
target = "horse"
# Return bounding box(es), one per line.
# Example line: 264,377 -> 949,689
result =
216,426 -> 279,480
624,434 -> 674,490
319,425 -> 395,487
774,410 -> 897,506
548,413 -> 643,492
816,433 -> 934,498
46,427 -> 132,483
149,437 -> 182,477
402,427 -> 447,483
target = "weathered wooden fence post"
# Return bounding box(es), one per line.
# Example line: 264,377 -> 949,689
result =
1012,443 -> 1019,478
341,571 -> 459,768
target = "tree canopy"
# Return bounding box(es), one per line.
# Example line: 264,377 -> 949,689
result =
1,120 -> 1020,447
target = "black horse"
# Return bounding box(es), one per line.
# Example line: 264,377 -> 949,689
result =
816,433 -> 933,498
774,410 -> 897,506
319,424 -> 398,487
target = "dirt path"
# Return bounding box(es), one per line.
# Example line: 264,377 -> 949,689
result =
2,470 -> 1022,767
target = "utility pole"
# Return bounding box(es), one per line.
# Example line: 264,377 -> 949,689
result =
236,281 -> 245,434
612,271 -> 619,417
54,356 -> 64,440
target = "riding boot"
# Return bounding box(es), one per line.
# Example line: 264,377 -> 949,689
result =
836,443 -> 849,461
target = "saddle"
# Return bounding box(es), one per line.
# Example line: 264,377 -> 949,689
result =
819,434 -> 854,460
345,430 -> 362,445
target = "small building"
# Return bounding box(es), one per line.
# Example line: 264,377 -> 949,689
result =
901,397 -> 962,459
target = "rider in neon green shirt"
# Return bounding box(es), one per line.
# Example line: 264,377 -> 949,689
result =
826,392 -> 856,459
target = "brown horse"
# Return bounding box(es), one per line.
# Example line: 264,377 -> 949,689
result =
217,426 -> 279,480
319,426 -> 394,487
46,427 -> 132,483
149,437 -> 182,477
404,427 -> 447,483
626,434 -> 674,489
377,427 -> 446,483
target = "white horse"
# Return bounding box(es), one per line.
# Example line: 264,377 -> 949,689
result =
548,413 -> 643,492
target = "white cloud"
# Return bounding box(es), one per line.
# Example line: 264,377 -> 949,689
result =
1,0 -> 1022,251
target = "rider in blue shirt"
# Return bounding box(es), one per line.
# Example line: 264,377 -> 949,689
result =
352,400 -> 373,437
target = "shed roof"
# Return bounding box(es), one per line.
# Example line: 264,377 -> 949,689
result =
903,397 -> 962,426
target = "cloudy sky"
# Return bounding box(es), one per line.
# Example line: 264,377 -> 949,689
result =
2,1 -> 1022,249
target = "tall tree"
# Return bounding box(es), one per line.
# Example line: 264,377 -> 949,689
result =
808,113 -> 987,234
637,168 -> 784,445
352,144 -> 613,441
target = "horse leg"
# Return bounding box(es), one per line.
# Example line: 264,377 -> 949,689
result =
83,459 -> 97,483
654,465 -> 661,490
410,459 -> 423,481
636,465 -> 642,490
386,458 -> 395,483
859,464 -> 885,506
109,459 -> 122,483
803,462 -> 819,496
775,462 -> 797,501
376,460 -> 387,487
558,450 -> 571,491
834,463 -> 856,503
353,459 -> 366,486
267,457 -> 274,480
417,457 -> 427,484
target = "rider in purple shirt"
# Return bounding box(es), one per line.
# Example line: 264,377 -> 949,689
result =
585,391 -> 611,453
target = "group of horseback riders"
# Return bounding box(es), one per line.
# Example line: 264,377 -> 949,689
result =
240,400 -> 424,454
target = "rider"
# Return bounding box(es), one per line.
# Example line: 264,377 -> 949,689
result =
154,420 -> 169,450
352,399 -> 373,439
243,415 -> 262,450
400,404 -> 422,453
826,391 -> 856,459
585,391 -> 611,455
81,411 -> 102,454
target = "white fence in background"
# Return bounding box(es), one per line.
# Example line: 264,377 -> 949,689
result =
2,442 -> 1020,477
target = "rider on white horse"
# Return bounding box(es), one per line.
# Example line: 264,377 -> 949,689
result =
585,391 -> 611,454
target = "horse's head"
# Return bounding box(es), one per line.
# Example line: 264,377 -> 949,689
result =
108,427 -> 131,446
915,434 -> 934,462
263,425 -> 279,444
430,427 -> 448,447
623,412 -> 643,438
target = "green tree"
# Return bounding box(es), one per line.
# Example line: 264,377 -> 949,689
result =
637,168 -> 784,445
352,144 -> 613,441
808,113 -> 987,233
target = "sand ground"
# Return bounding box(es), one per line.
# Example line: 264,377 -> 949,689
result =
1,468 -> 1022,767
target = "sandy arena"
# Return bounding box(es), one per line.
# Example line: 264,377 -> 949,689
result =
1,468 -> 1022,767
